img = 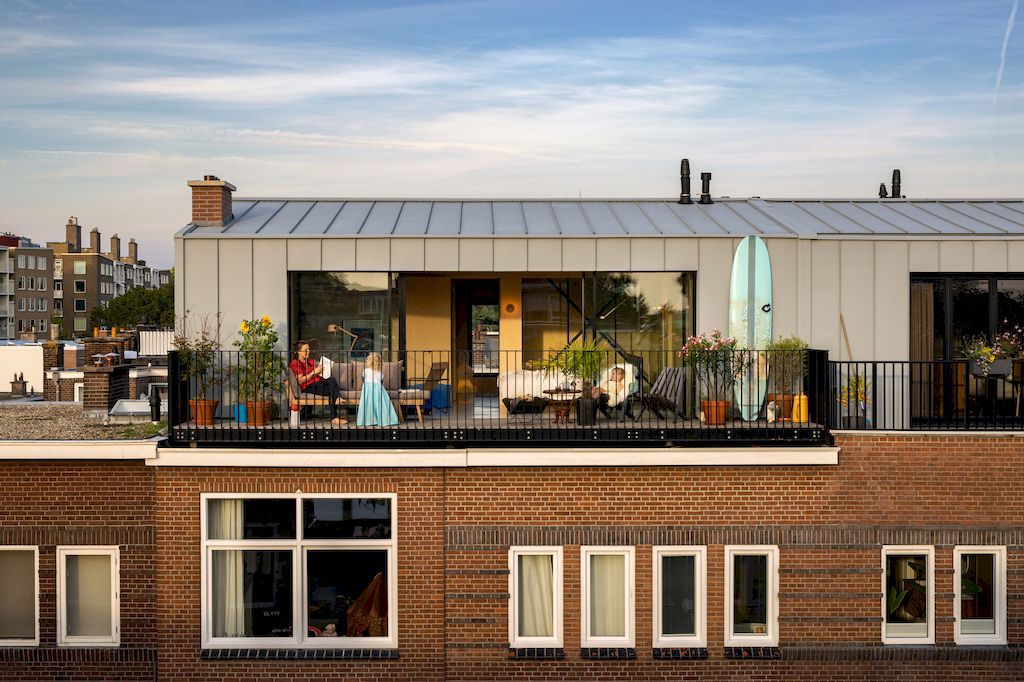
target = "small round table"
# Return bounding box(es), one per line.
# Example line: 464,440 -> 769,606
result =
543,388 -> 582,425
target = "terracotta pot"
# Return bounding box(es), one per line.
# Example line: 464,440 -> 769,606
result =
766,393 -> 795,421
189,398 -> 219,426
245,399 -> 272,427
701,399 -> 730,426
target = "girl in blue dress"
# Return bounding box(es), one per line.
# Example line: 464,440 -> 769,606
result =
356,353 -> 399,427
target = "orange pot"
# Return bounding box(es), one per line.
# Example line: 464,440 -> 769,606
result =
188,399 -> 219,426
701,399 -> 730,426
245,400 -> 272,427
766,393 -> 795,421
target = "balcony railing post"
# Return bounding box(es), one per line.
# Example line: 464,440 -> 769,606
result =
167,350 -> 186,431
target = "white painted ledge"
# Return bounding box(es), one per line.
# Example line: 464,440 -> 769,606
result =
147,446 -> 839,468
0,440 -> 159,460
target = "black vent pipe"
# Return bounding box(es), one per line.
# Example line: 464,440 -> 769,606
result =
879,183 -> 888,199
678,158 -> 693,204
698,172 -> 713,204
891,169 -> 902,198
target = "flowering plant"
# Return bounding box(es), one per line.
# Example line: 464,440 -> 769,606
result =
233,316 -> 285,401
961,325 -> 1022,376
836,371 -> 870,413
680,329 -> 743,401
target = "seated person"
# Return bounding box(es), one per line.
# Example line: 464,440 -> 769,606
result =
289,341 -> 346,426
592,365 -> 631,419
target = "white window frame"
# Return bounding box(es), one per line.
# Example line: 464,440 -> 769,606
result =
508,546 -> 563,648
881,545 -> 934,645
56,546 -> 120,647
200,492 -> 398,650
0,545 -> 39,646
580,545 -> 635,648
652,546 -> 706,648
73,261 -> 86,275
953,546 -> 1006,645
724,545 -> 779,647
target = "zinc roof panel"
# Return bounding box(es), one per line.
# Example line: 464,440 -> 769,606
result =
583,202 -> 632,235
551,202 -> 593,235
852,202 -> 943,234
292,201 -> 345,234
461,202 -> 494,235
886,202 -> 976,234
663,203 -> 727,234
940,202 -> 1023,234
607,202 -> 659,235
427,202 -> 462,234
262,201 -> 315,234
824,202 -> 910,234
964,202 -> 1024,233
726,202 -> 790,235
521,202 -> 560,235
393,201 -> 432,235
360,202 -> 403,235
327,202 -> 374,235
493,202 -> 527,235
640,202 -> 693,235
789,202 -> 864,234
223,201 -> 285,234
700,202 -> 760,234
897,202 -> 979,234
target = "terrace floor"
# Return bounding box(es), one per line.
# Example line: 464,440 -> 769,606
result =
170,397 -> 828,447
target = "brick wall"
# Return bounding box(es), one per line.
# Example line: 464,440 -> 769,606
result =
2,434 -> 1023,680
0,460 -> 155,681
82,365 -> 129,412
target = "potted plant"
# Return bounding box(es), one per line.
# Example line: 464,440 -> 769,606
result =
543,338 -> 606,426
765,335 -> 808,420
681,329 -> 740,426
961,324 -> 1022,377
233,315 -> 286,427
837,370 -> 870,428
173,315 -> 220,426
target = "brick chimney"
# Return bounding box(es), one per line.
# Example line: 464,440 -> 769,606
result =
109,234 -> 121,261
88,227 -> 100,253
187,175 -> 235,226
66,217 -> 81,252
127,239 -> 138,264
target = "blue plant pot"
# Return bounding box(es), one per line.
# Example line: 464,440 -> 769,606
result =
233,403 -> 248,423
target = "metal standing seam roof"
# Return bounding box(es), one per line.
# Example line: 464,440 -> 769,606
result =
179,198 -> 1024,238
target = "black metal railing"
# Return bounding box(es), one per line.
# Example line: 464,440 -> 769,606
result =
167,348 -> 830,447
828,359 -> 1024,430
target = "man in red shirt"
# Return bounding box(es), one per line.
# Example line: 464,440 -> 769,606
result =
290,341 -> 345,425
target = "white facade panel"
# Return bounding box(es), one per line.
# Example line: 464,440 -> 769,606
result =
527,239 -> 561,271
939,241 -> 972,272
389,238 -> 426,272
664,238 -> 699,271
218,239 -> 253,345
321,239 -> 356,270
355,239 -> 391,270
424,238 -> 460,271
459,239 -> 494,271
493,239 -> 528,271
630,238 -> 665,271
696,238 -> 734,335
251,239 -> 288,348
810,240 -> 841,356
182,239 -> 219,327
767,239 -> 798,340
874,241 -> 910,360
973,240 -> 1008,271
908,240 -> 939,272
840,241 -> 875,358
286,239 -> 321,272
561,238 -> 596,272
596,238 -> 630,271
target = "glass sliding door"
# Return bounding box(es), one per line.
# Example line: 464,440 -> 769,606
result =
290,273 -> 397,357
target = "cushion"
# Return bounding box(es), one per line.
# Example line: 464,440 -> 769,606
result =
382,361 -> 403,390
331,361 -> 353,391
398,388 -> 430,401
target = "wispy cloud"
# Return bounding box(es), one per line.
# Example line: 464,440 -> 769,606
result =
0,30 -> 73,55
995,0 -> 1019,101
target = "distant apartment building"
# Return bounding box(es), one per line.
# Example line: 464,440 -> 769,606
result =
5,236 -> 55,341
0,240 -> 13,340
47,218 -> 171,338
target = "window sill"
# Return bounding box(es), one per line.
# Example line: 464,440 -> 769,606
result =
580,647 -> 636,660
200,648 -> 399,660
724,646 -> 782,660
653,647 -> 708,660
507,647 -> 565,660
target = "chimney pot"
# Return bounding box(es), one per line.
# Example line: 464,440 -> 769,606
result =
698,172 -> 714,205
678,158 -> 693,205
89,227 -> 100,253
187,176 -> 236,227
65,217 -> 82,252
128,238 -> 138,265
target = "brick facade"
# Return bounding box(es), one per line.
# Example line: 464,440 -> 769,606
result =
82,364 -> 129,412
0,460 -> 155,681
1,434 -> 1023,680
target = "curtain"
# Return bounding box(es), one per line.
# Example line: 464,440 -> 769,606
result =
65,554 -> 112,637
210,500 -> 247,638
590,554 -> 625,637
518,554 -> 554,638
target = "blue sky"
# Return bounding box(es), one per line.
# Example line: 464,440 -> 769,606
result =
1,0 -> 1022,266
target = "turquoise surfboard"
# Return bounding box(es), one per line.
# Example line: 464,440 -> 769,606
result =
728,236 -> 772,421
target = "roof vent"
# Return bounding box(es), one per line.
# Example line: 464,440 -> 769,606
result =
677,158 -> 693,204
891,169 -> 902,198
878,183 -> 888,198
699,172 -> 713,205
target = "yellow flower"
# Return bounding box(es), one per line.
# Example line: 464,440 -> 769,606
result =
240,321 -> 251,333
988,353 -> 996,363
261,315 -> 271,326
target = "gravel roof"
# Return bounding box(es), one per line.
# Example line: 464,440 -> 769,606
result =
0,403 -> 163,441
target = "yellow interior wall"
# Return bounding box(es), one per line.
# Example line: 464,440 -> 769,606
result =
404,275 -> 451,382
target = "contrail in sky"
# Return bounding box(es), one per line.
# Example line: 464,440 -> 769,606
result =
994,0 -> 1019,104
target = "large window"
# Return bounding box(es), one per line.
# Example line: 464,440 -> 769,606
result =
882,545 -> 933,644
0,546 -> 38,645
580,546 -> 634,648
73,261 -> 86,275
508,546 -> 563,648
954,546 -> 1006,645
724,545 -> 779,647
911,275 -> 1024,361
57,546 -> 119,646
201,494 -> 397,649
290,273 -> 397,356
653,546 -> 706,647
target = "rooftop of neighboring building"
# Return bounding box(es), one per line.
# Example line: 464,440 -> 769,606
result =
0,402 -> 164,440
